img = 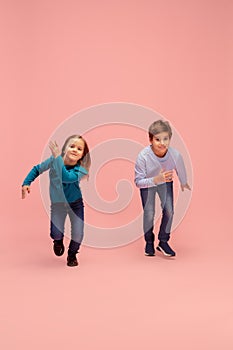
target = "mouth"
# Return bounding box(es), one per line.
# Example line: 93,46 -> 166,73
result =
71,153 -> 78,157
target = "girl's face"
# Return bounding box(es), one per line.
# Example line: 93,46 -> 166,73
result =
151,132 -> 171,157
63,138 -> 85,165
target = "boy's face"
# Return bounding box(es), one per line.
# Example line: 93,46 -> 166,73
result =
151,132 -> 170,157
63,138 -> 85,165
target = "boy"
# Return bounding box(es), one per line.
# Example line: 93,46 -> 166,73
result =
135,120 -> 191,257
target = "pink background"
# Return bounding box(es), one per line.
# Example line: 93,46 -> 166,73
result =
1,1 -> 233,349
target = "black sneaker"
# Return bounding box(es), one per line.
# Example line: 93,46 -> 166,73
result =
145,242 -> 155,256
53,239 -> 65,256
67,254 -> 78,267
156,241 -> 176,257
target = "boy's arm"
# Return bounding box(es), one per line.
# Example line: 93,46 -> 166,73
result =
181,183 -> 191,191
175,153 -> 191,191
134,155 -> 156,188
135,155 -> 174,188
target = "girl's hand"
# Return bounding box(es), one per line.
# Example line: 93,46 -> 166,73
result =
22,185 -> 30,199
181,183 -> 191,191
49,141 -> 61,158
154,169 -> 173,184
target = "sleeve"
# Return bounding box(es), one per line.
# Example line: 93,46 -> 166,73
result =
52,156 -> 88,183
22,157 -> 53,186
134,153 -> 155,188
174,153 -> 187,185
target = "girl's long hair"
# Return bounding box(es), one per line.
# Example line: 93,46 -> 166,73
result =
61,135 -> 91,171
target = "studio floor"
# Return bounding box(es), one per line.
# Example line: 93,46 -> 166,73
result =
1,210 -> 233,350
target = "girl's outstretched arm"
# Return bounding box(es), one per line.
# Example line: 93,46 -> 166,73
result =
22,185 -> 30,199
21,157 -> 53,199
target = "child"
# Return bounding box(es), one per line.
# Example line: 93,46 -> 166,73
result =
135,120 -> 191,257
22,135 -> 91,267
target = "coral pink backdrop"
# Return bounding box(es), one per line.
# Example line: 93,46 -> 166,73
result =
1,1 -> 232,349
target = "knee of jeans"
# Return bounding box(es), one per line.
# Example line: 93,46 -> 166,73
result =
144,209 -> 155,221
163,208 -> 174,218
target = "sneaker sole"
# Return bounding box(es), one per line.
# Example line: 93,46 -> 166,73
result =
156,246 -> 175,257
145,252 -> 155,256
67,262 -> 78,267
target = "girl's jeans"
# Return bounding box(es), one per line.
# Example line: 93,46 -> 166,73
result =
50,198 -> 84,248
140,182 -> 174,243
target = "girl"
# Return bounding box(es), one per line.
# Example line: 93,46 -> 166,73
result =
22,135 -> 91,267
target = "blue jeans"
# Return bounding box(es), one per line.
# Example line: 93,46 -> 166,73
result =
50,198 -> 84,247
140,182 -> 174,243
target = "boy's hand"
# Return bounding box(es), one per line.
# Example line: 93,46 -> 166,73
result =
181,183 -> 191,191
22,185 -> 30,199
154,169 -> 173,184
49,141 -> 61,158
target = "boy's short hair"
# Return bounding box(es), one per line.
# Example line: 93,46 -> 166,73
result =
148,120 -> 172,141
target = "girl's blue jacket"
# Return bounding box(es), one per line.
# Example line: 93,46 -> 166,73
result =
22,156 -> 88,203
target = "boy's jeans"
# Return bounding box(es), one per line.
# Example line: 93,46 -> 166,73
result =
50,198 -> 84,247
140,182 -> 174,243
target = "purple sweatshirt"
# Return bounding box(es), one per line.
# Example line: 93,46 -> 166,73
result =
135,146 -> 187,188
